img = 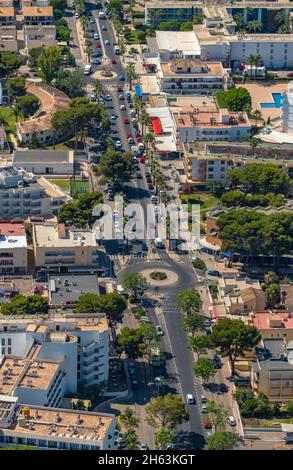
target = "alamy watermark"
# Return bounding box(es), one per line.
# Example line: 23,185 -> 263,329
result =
92,196 -> 201,251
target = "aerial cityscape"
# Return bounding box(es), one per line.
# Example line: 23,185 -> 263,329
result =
1,0 -> 293,454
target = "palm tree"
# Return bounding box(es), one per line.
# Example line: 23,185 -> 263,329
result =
246,20 -> 263,33
133,95 -> 143,119
118,37 -> 127,62
85,45 -> 93,63
143,133 -> 155,151
251,109 -> 263,128
125,63 -> 138,91
94,79 -> 104,97
139,112 -> 152,136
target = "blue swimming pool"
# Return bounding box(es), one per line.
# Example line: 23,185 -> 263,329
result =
260,93 -> 283,109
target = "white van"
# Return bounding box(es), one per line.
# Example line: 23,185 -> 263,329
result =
154,238 -> 164,248
83,64 -> 92,75
99,11 -> 105,19
114,45 -> 120,55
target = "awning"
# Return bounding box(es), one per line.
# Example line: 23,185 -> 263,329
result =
134,85 -> 142,97
152,118 -> 162,135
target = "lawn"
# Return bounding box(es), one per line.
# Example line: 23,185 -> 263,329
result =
242,417 -> 293,427
180,192 -> 220,220
0,107 -> 20,133
48,179 -> 69,191
70,179 -> 91,198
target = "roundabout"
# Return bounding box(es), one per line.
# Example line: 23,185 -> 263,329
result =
140,268 -> 179,287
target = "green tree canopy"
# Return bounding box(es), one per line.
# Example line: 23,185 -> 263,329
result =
228,163 -> 290,195
194,358 -> 216,383
1,295 -> 49,315
0,52 -> 23,78
183,312 -> 205,336
216,87 -> 252,112
28,47 -> 43,69
37,47 -> 62,83
58,191 -> 103,228
117,327 -> 144,359
212,318 -> 261,375
146,394 -> 189,429
206,400 -> 228,431
74,292 -> 127,321
122,273 -> 148,301
176,288 -> 202,316
97,150 -> 134,189
188,335 -> 212,357
15,95 -> 39,118
55,68 -> 87,98
207,431 -> 237,450
154,428 -> 174,450
7,77 -> 26,99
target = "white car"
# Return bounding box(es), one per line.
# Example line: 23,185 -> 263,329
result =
74,12 -> 79,19
156,325 -> 164,336
94,33 -> 99,40
90,91 -> 97,99
105,39 -> 110,45
105,94 -> 112,101
140,442 -> 148,450
102,25 -> 107,30
115,140 -> 122,148
120,104 -> 126,110
228,416 -> 236,426
93,57 -> 101,64
186,394 -> 195,404
201,404 -> 207,413
90,18 -> 94,23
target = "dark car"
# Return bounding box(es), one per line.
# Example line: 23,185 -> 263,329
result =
213,354 -> 222,369
207,270 -> 221,277
148,183 -> 154,190
141,243 -> 148,252
119,75 -> 125,81
136,172 -> 142,179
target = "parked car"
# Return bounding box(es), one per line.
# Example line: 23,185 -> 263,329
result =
228,416 -> 236,426
201,395 -> 207,403
119,75 -> 125,81
111,58 -> 117,64
203,419 -> 212,429
201,404 -> 208,413
207,270 -> 221,277
156,325 -> 164,336
94,33 -> 99,40
123,118 -> 130,124
140,442 -> 148,450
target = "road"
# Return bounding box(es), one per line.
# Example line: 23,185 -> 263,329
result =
67,1 -> 228,449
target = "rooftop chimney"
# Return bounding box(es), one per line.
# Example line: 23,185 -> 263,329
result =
57,223 -> 66,239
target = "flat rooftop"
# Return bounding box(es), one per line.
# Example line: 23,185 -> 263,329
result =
156,31 -> 201,56
250,312 -> 293,330
11,406 -> 114,443
173,106 -> 250,128
13,150 -> 74,164
23,6 -> 53,16
48,274 -> 99,305
0,358 -> 26,396
0,6 -> 14,16
18,360 -> 60,391
160,60 -> 224,77
34,224 -> 96,248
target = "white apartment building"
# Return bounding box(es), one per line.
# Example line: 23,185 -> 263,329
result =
0,167 -> 69,219
157,59 -> 227,95
172,103 -> 251,145
149,27 -> 293,70
0,313 -> 109,394
13,149 -> 74,176
282,83 -> 293,135
0,221 -> 27,275
33,222 -> 104,273
0,396 -> 116,450
24,24 -> 57,51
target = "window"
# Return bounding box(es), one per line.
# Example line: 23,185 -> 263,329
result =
1,338 -> 4,345
1,347 -> 5,355
8,347 -> 11,354
8,338 -> 11,346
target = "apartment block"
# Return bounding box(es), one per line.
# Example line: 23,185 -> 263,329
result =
0,221 -> 27,275
13,149 -> 74,176
0,167 -> 69,219
251,339 -> 293,401
22,6 -> 54,25
0,6 -> 15,25
0,396 -> 116,450
157,59 -> 227,95
247,312 -> 293,342
33,222 -> 102,273
24,24 -> 57,51
0,313 -> 109,391
0,25 -> 18,52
